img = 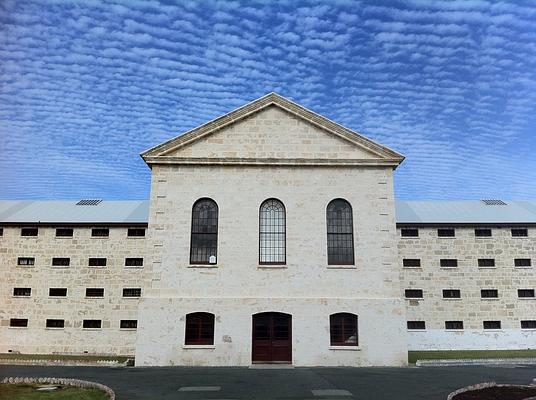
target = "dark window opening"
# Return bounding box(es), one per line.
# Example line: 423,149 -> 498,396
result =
13,288 -> 31,296
122,288 -> 141,298
405,289 -> 423,299
443,289 -> 461,299
17,257 -> 35,266
330,313 -> 358,346
515,258 -> 531,267
259,199 -> 286,264
88,258 -> 106,267
46,319 -> 65,328
512,228 -> 528,237
83,319 -> 101,329
52,257 -> 70,266
521,320 -> 536,329
481,289 -> 498,298
440,259 -> 458,268
478,259 -> 495,268
190,199 -> 218,264
401,228 -> 419,237
49,288 -> 67,297
403,259 -> 421,268
120,320 -> 137,329
125,258 -> 143,267
56,228 -> 73,237
518,289 -> 535,298
10,318 -> 28,327
327,199 -> 354,265
445,321 -> 464,330
21,228 -> 38,236
483,321 -> 501,330
438,228 -> 455,237
407,321 -> 425,330
475,228 -> 492,237
85,288 -> 104,297
0,227 -> 3,236
91,228 -> 109,237
185,312 -> 215,345
127,228 -> 146,237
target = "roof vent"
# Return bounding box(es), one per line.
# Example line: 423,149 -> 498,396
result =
481,199 -> 507,206
76,199 -> 102,206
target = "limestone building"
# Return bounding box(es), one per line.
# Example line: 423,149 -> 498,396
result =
0,93 -> 535,366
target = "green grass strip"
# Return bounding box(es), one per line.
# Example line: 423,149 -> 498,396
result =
409,350 -> 536,364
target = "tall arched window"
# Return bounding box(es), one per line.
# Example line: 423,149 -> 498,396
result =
185,312 -> 215,345
326,199 -> 354,265
190,199 -> 218,264
259,199 -> 286,264
330,313 -> 358,346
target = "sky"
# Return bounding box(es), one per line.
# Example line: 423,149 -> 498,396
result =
1,0 -> 536,201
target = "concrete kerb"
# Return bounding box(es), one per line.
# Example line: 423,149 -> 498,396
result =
1,376 -> 115,399
447,382 -> 536,400
416,358 -> 536,367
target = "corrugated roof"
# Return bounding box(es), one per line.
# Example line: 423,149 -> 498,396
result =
0,200 -> 148,224
0,199 -> 535,224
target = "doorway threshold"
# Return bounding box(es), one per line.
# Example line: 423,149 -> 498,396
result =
249,364 -> 294,369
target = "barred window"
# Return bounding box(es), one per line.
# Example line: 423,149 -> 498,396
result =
120,320 -> 138,329
13,288 -> 31,296
259,199 -> 286,264
518,289 -> 535,298
440,259 -> 458,268
46,319 -> 65,328
56,228 -> 73,237
407,321 -> 425,330
512,228 -> 528,237
17,257 -> 35,266
443,289 -> 461,299
88,258 -> 106,267
401,228 -> 419,237
330,313 -> 358,346
478,259 -> 495,268
521,320 -> 536,329
91,228 -> 109,237
52,257 -> 70,267
190,199 -> 218,264
127,228 -> 145,237
474,228 -> 492,237
85,288 -> 104,297
49,288 -> 67,297
405,289 -> 423,298
125,258 -> 143,267
403,259 -> 421,268
515,258 -> 531,267
481,289 -> 498,298
185,312 -> 215,345
83,319 -> 101,329
21,227 -> 38,236
10,318 -> 28,327
122,288 -> 141,298
445,321 -> 464,330
326,199 -> 354,265
483,320 -> 501,330
438,228 -> 455,237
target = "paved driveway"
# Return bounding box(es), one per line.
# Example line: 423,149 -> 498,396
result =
1,364 -> 535,399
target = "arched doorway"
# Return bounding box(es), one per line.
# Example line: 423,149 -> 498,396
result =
252,312 -> 292,363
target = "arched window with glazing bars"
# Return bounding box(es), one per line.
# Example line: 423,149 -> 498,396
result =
190,199 -> 218,264
326,199 -> 354,265
259,199 -> 286,264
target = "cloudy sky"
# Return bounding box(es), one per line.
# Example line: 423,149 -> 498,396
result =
1,0 -> 535,200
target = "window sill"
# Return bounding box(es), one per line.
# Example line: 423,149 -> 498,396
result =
16,266 -> 35,268
403,267 -> 422,270
405,298 -> 423,301
120,328 -> 137,331
440,267 -> 458,270
521,328 -> 536,331
442,298 -> 462,301
125,266 -> 144,269
329,346 -> 360,351
478,267 -> 497,270
55,236 -> 74,239
188,265 -> 218,269
49,296 -> 67,299
8,327 -> 28,329
90,237 -> 110,239
82,328 -> 102,331
258,265 -> 287,269
182,345 -> 215,350
45,327 -> 65,330
514,267 -> 532,269
481,298 -> 499,301
445,329 -> 464,332
407,329 -> 426,332
327,265 -> 357,269
122,297 -> 141,299
84,297 -> 104,299
483,329 -> 503,332
51,266 -> 70,269
126,236 -> 145,239
87,266 -> 106,269
518,297 -> 536,300
12,296 -> 31,298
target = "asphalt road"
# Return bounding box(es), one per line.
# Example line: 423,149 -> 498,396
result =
1,364 -> 536,400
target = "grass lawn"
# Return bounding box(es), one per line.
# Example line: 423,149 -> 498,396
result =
0,384 -> 109,400
409,349 -> 536,364
0,353 -> 129,363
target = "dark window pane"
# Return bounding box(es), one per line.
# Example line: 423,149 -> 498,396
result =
518,289 -> 535,298
445,321 -> 464,330
56,228 -> 73,237
122,288 -> 141,297
327,199 -> 354,265
475,228 -> 492,237
330,313 -> 358,346
85,288 -> 104,297
46,319 -> 64,328
438,228 -> 455,237
401,228 -> 419,237
83,319 -> 101,329
125,258 -> 143,267
127,228 -> 145,237
91,228 -> 109,237
49,288 -> 67,297
403,259 -> 421,268
13,288 -> 31,296
17,257 -> 35,266
259,199 -> 286,264
478,259 -> 495,268
521,320 -> 536,329
481,289 -> 498,298
405,289 -> 423,298
10,318 -> 28,327
120,320 -> 137,329
515,258 -> 531,267
512,228 -> 528,237
443,289 -> 461,298
185,312 -> 215,345
190,200 -> 218,264
21,228 -> 38,236
483,321 -> 501,329
52,257 -> 70,266
407,321 -> 425,330
88,258 -> 106,266
440,259 -> 458,268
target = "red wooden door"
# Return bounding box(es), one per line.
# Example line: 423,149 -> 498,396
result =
252,312 -> 292,363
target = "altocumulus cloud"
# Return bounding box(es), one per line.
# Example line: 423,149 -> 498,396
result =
1,0 -> 535,200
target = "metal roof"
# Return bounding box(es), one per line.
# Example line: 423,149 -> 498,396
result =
0,200 -> 149,224
0,199 -> 535,225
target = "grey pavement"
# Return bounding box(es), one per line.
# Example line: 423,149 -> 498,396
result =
1,364 -> 536,400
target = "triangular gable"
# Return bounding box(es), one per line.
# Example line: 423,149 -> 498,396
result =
141,93 -> 404,168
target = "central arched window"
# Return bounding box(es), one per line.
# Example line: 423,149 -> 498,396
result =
326,199 -> 354,265
330,313 -> 358,346
190,199 -> 218,264
185,312 -> 215,345
259,199 -> 286,264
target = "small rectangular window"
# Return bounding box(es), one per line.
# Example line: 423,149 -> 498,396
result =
521,320 -> 536,329
120,320 -> 138,329
55,228 -> 73,237
440,259 -> 458,268
407,321 -> 425,330
512,228 -> 528,237
478,259 -> 495,268
483,320 -> 501,330
0,227 -> 3,236
401,228 -> 419,237
46,319 -> 65,328
122,288 -> 141,298
88,258 -> 106,267
515,258 -> 531,267
83,319 -> 101,329
52,257 -> 70,267
49,288 -> 67,297
21,227 -> 38,236
403,259 -> 421,268
481,289 -> 498,298
475,228 -> 492,237
13,288 -> 31,297
445,321 -> 464,330
405,289 -> 423,299
10,318 -> 28,327
438,228 -> 455,237
518,289 -> 535,298
127,228 -> 145,237
443,289 -> 461,299
85,288 -> 104,297
91,228 -> 109,237
17,257 -> 35,266
125,258 -> 143,267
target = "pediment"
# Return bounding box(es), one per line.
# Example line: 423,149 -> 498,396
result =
141,93 -> 404,168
